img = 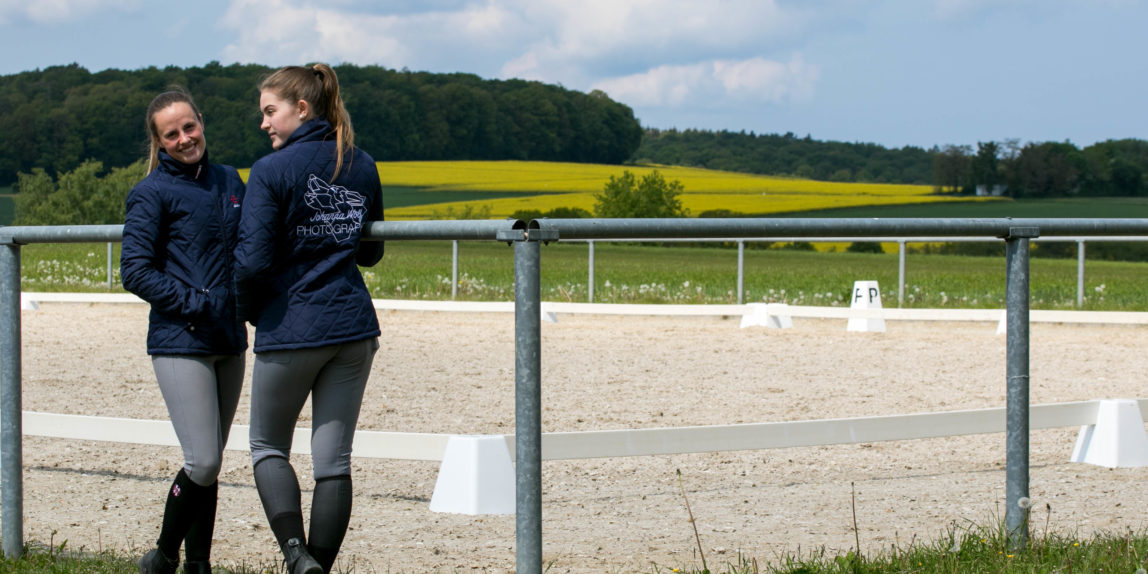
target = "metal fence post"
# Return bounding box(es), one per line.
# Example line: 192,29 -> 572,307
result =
737,241 -> 745,305
587,240 -> 595,304
0,239 -> 24,558
106,242 -> 114,289
898,240 -> 906,308
1004,227 -> 1037,549
503,224 -> 556,574
1077,240 -> 1085,308
451,240 -> 459,300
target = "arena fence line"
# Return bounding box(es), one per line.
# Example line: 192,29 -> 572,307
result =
5,216 -> 1148,572
566,235 -> 1148,308
20,398 -> 1148,462
88,234 -> 1148,308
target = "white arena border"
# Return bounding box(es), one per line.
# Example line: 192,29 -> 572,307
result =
21,292 -> 1148,325
22,398 -> 1148,463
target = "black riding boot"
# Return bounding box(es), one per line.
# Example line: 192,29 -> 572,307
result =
283,537 -> 323,574
138,548 -> 179,574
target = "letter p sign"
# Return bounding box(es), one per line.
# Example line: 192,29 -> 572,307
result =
847,280 -> 885,333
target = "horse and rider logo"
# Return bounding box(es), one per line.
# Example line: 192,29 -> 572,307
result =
300,174 -> 366,243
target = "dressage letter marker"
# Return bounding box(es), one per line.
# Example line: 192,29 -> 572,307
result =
846,280 -> 886,332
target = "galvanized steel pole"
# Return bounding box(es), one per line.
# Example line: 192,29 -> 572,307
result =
1077,240 -> 1085,308
451,240 -> 459,300
737,241 -> 745,305
0,240 -> 23,558
1004,227 -> 1036,548
588,240 -> 595,303
897,240 -> 906,308
505,224 -> 554,574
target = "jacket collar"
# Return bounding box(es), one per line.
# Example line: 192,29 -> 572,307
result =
281,119 -> 334,150
157,149 -> 210,183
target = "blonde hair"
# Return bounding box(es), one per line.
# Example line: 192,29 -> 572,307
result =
260,63 -> 355,178
145,88 -> 203,174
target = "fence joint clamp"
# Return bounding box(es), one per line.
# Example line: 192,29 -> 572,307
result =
526,228 -> 559,243
496,228 -> 559,244
1003,227 -> 1039,240
496,229 -> 526,244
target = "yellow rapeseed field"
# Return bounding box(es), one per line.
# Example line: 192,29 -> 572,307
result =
242,160 -> 1001,221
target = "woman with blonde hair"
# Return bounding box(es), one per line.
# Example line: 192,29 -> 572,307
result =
235,63 -> 384,574
122,87 -> 247,574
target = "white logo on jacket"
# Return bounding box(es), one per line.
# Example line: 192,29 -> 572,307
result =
298,174 -> 366,243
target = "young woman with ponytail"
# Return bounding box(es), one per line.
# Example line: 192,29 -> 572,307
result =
235,63 -> 384,574
121,88 -> 247,574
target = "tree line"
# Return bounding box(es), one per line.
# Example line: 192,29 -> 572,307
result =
0,62 -> 645,186
3,62 -> 1145,200
931,139 -> 1148,198
635,129 -> 1148,197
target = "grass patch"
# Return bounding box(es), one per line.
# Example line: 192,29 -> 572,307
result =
18,244 -> 122,292
359,240 -> 1143,310
656,525 -> 1148,573
1,541 -> 279,574
6,519 -> 1148,573
17,240 -> 1148,311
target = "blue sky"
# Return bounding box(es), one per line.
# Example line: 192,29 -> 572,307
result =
1,0 -> 1145,150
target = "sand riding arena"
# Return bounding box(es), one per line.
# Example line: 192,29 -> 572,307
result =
12,301 -> 1148,573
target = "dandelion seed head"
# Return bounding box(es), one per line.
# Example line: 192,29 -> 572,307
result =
1017,497 -> 1032,510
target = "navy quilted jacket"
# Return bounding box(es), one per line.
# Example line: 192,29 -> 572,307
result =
121,150 -> 248,355
234,119 -> 384,353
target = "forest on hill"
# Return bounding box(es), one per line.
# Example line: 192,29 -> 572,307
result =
635,129 -> 1148,198
0,62 -> 644,185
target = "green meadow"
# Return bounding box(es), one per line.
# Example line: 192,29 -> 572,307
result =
19,240 -> 1148,311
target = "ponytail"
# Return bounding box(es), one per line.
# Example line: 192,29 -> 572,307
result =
260,63 -> 355,178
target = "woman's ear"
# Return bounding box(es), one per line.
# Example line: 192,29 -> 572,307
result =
297,100 -> 310,120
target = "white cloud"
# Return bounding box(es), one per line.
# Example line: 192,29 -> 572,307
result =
590,54 -> 818,109
219,0 -> 812,89
0,0 -> 140,25
220,0 -> 525,70
497,0 -> 807,84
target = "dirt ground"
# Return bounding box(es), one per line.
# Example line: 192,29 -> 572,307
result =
10,302 -> 1148,573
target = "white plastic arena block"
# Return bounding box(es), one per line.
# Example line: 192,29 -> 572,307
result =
1070,399 -> 1148,468
739,303 -> 793,329
429,435 -> 516,515
846,280 -> 885,333
996,310 -> 1006,335
20,293 -> 38,310
541,302 -> 558,324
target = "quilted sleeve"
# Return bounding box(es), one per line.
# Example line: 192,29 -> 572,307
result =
234,164 -> 280,322
121,184 -> 208,318
356,159 -> 385,268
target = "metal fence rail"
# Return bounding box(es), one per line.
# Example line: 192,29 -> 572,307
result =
5,217 -> 1148,572
79,233 -> 1148,308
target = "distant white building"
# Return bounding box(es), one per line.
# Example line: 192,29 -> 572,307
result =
975,184 -> 1008,197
